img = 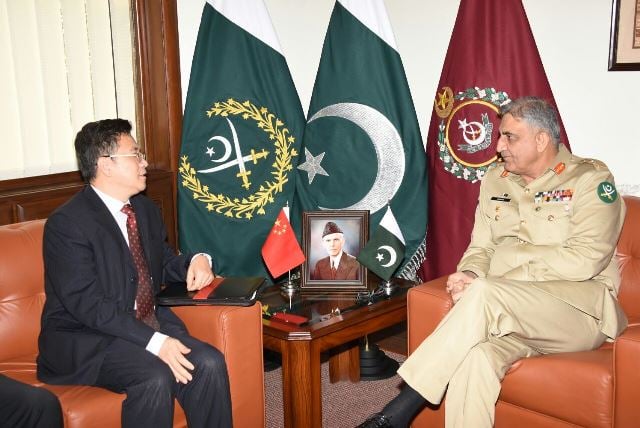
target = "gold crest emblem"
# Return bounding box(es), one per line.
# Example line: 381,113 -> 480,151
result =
179,99 -> 298,219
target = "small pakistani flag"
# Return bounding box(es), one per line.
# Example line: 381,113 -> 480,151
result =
357,206 -> 405,281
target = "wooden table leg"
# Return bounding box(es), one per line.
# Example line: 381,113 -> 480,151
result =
280,340 -> 323,428
329,341 -> 360,383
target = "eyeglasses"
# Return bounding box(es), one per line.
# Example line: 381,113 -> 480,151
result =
102,152 -> 146,161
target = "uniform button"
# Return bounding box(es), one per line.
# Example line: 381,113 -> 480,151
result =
495,215 -> 500,221
520,219 -> 526,225
524,188 -> 530,193
548,215 -> 555,221
535,206 -> 541,212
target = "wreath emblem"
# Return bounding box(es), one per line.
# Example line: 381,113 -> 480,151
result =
436,87 -> 510,183
179,98 -> 298,219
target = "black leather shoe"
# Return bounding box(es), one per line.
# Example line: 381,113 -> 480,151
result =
356,412 -> 393,428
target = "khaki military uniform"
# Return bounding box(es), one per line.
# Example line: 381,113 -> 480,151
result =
398,145 -> 626,428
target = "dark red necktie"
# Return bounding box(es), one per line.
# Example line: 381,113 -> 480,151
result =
331,261 -> 337,280
121,204 -> 159,330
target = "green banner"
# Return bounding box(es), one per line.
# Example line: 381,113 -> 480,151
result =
293,1 -> 427,281
178,2 -> 304,278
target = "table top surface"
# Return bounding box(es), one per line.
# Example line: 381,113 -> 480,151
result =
259,277 -> 414,338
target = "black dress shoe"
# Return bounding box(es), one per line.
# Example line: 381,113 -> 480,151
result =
356,412 -> 393,428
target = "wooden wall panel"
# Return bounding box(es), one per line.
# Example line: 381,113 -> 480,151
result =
0,171 -> 176,245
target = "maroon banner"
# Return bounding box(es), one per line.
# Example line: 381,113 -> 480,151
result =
420,0 -> 570,281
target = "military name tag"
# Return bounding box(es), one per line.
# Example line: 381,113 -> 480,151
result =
491,193 -> 511,202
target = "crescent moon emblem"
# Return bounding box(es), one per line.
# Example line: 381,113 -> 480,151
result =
206,118 -> 234,163
378,245 -> 397,268
308,103 -> 405,214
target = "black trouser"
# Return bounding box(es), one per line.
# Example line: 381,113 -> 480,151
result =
0,374 -> 63,428
95,334 -> 232,428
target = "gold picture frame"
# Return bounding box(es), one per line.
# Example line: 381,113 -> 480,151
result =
609,0 -> 640,70
301,210 -> 369,291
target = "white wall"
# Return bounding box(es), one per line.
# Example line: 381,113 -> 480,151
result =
177,0 -> 639,193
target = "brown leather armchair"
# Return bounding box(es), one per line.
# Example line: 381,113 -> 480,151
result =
407,195 -> 640,428
0,219 -> 265,427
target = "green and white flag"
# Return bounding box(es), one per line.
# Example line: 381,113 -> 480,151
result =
178,0 -> 304,278
293,0 -> 427,282
357,206 -> 406,281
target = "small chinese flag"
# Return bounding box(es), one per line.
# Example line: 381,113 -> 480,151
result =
261,207 -> 305,278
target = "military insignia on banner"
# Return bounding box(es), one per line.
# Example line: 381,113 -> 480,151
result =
179,98 -> 298,219
435,87 -> 511,183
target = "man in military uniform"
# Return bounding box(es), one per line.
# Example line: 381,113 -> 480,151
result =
358,97 -> 627,428
312,221 -> 360,280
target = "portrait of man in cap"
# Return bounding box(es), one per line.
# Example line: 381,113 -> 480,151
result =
311,221 -> 360,281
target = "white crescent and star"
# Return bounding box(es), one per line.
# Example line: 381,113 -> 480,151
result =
377,245 -> 397,268
205,118 -> 234,163
298,102 -> 406,214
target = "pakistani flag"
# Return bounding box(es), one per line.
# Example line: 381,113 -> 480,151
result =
178,0 -> 304,278
358,206 -> 406,281
293,0 -> 427,282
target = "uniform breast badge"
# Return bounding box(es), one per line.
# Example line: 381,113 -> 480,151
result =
534,189 -> 573,204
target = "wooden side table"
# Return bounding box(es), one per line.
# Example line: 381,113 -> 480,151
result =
261,281 -> 410,428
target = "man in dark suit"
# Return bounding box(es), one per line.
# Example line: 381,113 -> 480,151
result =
311,221 -> 360,280
0,374 -> 62,427
37,119 -> 232,428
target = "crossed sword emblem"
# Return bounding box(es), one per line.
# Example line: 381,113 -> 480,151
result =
198,118 -> 269,190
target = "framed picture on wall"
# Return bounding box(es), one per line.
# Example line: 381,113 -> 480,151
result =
301,210 -> 369,291
608,0 -> 640,70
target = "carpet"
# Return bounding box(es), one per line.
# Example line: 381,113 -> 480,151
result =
264,352 -> 406,427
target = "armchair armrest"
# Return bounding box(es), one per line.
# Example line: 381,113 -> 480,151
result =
407,276 -> 452,354
172,304 -> 265,428
614,323 -> 640,428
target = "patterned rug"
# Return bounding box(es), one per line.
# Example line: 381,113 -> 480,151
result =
264,351 -> 406,427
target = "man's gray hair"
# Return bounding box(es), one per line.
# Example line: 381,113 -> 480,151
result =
500,97 -> 561,147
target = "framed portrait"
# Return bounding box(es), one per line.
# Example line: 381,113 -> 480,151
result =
301,210 -> 369,291
608,0 -> 640,70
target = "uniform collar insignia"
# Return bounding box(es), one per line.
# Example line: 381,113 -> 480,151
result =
552,162 -> 566,175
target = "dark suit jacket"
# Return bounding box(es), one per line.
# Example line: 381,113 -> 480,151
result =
311,253 -> 360,280
37,186 -> 193,385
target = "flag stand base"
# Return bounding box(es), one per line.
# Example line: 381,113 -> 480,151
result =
381,280 -> 397,297
280,280 -> 297,295
279,279 -> 298,310
359,336 -> 399,381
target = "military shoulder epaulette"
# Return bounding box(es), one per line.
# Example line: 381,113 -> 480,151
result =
579,158 -> 607,170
